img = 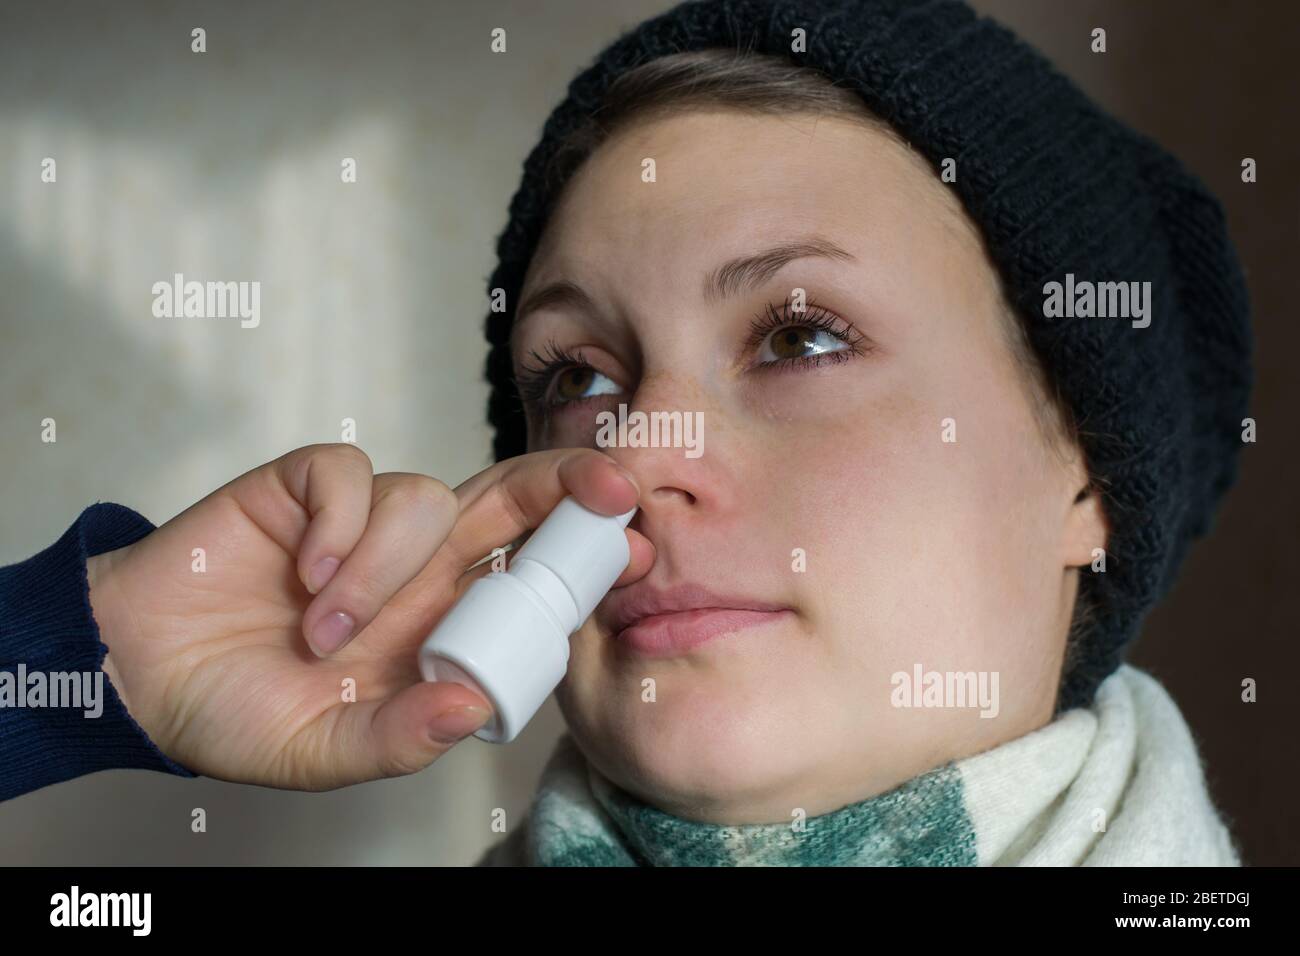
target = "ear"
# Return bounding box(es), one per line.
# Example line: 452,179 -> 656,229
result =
1061,467 -> 1109,569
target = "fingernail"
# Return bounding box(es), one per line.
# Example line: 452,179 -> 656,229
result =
307,556 -> 340,594
310,610 -> 355,656
429,705 -> 491,744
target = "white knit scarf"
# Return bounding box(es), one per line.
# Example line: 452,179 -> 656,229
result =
476,665 -> 1241,866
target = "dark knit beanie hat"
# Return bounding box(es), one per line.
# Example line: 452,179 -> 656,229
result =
481,0 -> 1253,713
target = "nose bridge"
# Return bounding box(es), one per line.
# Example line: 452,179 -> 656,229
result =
634,364 -> 706,415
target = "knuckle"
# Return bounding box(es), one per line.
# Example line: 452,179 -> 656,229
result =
387,475 -> 458,520
318,441 -> 373,474
341,565 -> 388,607
492,482 -> 531,540
377,746 -> 425,779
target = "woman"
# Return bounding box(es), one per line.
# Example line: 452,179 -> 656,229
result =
0,0 -> 1250,866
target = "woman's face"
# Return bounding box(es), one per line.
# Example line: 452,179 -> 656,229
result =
510,109 -> 1105,823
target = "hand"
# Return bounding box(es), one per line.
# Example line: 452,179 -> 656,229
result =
87,443 -> 647,790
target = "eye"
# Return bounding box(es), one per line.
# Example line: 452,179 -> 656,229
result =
512,295 -> 868,416
747,296 -> 869,371
758,325 -> 846,362
514,341 -> 621,411
553,364 -> 619,403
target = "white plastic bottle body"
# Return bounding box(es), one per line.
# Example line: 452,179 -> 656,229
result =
418,496 -> 637,743
420,568 -> 571,742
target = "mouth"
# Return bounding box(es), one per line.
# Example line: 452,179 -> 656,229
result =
614,607 -> 793,656
604,582 -> 794,657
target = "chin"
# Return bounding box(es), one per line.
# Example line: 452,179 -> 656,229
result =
564,680 -> 802,814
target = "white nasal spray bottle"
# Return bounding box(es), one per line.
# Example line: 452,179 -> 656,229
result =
418,495 -> 637,744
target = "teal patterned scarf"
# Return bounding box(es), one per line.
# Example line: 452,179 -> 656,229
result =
477,666 -> 1241,866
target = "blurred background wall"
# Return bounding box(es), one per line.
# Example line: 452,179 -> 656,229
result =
1,0 -> 1294,865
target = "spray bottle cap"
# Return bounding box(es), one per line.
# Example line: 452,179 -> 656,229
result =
418,495 -> 636,743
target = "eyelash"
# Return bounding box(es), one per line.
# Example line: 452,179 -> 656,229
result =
514,294 -> 868,411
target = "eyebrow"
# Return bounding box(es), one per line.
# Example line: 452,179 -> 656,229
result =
514,280 -> 595,332
511,234 -> 857,342
701,235 -> 856,304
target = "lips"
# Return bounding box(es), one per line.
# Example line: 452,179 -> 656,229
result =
603,581 -> 793,655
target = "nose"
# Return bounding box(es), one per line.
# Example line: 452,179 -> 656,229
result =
600,370 -> 717,514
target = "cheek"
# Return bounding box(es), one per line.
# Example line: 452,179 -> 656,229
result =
763,340 -> 1063,657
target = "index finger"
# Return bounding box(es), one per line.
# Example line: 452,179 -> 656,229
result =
438,448 -> 639,578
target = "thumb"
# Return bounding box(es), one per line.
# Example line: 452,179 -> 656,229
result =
342,681 -> 493,780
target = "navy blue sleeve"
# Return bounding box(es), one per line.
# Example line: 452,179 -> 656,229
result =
0,502 -> 197,803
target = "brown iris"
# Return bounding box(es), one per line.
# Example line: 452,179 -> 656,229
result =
770,325 -> 816,359
555,365 -> 596,401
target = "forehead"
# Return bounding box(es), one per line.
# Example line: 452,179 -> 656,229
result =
522,109 -> 975,295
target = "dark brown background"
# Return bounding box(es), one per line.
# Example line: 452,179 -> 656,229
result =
971,0 -> 1298,866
